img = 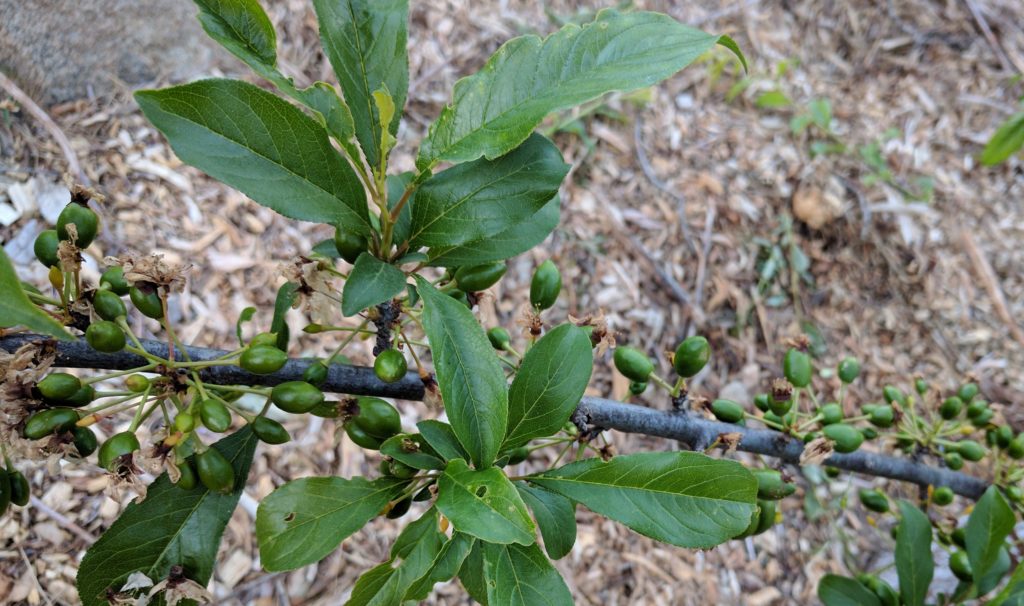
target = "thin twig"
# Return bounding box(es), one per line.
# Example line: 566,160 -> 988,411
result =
0,334 -> 992,499
960,229 -> 1024,347
962,0 -> 1024,75
634,116 -> 698,253
0,70 -> 89,185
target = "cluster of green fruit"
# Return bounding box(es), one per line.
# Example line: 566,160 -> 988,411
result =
0,465 -> 30,516
611,334 -> 712,395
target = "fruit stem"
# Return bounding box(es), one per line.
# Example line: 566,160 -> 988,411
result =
25,291 -> 61,307
81,363 -> 157,386
648,372 -> 676,395
127,384 -> 153,432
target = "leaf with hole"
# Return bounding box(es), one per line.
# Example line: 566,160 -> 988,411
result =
436,459 -> 535,545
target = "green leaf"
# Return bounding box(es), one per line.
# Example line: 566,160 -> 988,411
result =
193,0 -> 277,68
271,281 -> 299,351
427,195 -> 559,267
312,238 -> 341,258
256,475 -> 405,571
482,541 -> 573,606
978,544 -> 1012,597
342,253 -> 407,316
415,277 -> 507,467
982,112 -> 1024,165
503,323 -> 592,449
404,533 -> 475,602
458,540 -> 489,605
371,86 -> 398,172
809,98 -> 833,130
77,428 -> 257,606
895,500 -> 934,606
410,133 -> 568,249
346,508 -> 444,606
0,249 -> 72,340
417,419 -> 470,462
817,575 -> 882,606
387,171 -> 415,245
293,82 -> 360,155
417,9 -> 741,168
516,483 -> 576,560
236,306 -> 257,345
135,79 -> 370,233
990,561 -> 1024,605
379,433 -> 445,470
530,452 -> 756,548
754,90 -> 791,109
312,0 -> 409,170
966,486 -> 1015,582
436,459 -> 535,545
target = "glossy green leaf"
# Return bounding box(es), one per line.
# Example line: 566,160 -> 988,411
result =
380,433 -> 445,470
346,508 -> 444,606
256,475 -> 404,571
895,500 -> 933,606
0,248 -> 71,340
313,0 -> 409,169
516,483 -> 576,560
417,9 -> 743,168
271,281 -> 299,351
458,541 -> 489,605
482,541 -> 572,606
404,533 -> 475,601
417,420 -> 470,462
530,452 -> 756,548
981,112 -> 1024,166
966,486 -> 1015,582
410,133 -> 568,249
990,562 -> 1024,605
135,79 -> 370,233
978,544 -> 1012,597
193,0 -> 277,68
312,238 -> 340,259
503,323 -> 592,449
427,195 -> 559,267
77,428 -> 257,606
817,575 -> 882,606
236,306 -> 257,345
436,459 -> 535,545
342,253 -> 407,316
387,171 -> 415,245
415,277 -> 507,467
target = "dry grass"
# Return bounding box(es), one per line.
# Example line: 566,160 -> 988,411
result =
2,0 -> 1023,604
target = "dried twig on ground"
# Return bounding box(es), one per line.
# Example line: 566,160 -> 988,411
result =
960,229 -> 1024,347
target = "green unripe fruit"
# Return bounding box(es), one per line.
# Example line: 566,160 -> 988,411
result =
487,327 -> 511,351
711,399 -> 745,424
858,489 -> 889,513
753,393 -> 770,412
388,460 -> 418,480
33,230 -> 61,268
249,332 -> 279,348
56,202 -> 99,247
447,288 -> 470,307
940,396 -> 963,420
62,384 -> 96,408
932,486 -> 954,506
869,405 -> 895,428
951,527 -> 967,548
129,285 -> 164,319
768,395 -> 793,417
950,550 -> 972,582
252,417 -> 291,444
506,446 -> 529,465
310,400 -> 341,418
529,260 -> 561,310
36,372 -> 82,401
1008,435 -> 1024,459
858,575 -> 898,606
753,499 -> 777,535
72,426 -> 98,456
93,289 -> 127,321
823,423 -> 864,453
23,408 -> 79,439
803,431 -> 820,443
957,382 -> 979,401
196,448 -> 235,494
98,431 -> 141,471
199,399 -> 232,433
386,496 -> 413,519
861,403 -> 879,416
333,228 -> 367,264
271,381 -> 324,414
628,381 -> 648,396
824,466 -> 840,478
861,426 -> 878,440
8,470 -> 29,507
957,440 -> 986,462
125,374 -> 150,393
819,403 -> 843,425
944,452 -> 964,470
738,505 -> 761,539
914,378 -> 928,395
240,345 -> 288,374
673,336 -> 711,378
996,425 -> 1014,449
0,469 -> 9,515
86,320 -> 126,352
783,348 -> 812,388
971,408 -> 994,428
882,385 -> 905,406
613,346 -> 654,382
175,459 -> 197,490
353,397 -> 402,439
837,357 -> 860,383
303,361 -> 329,386
173,412 -> 195,433
966,399 -> 989,419
753,470 -> 796,500
1005,486 -> 1023,503
454,262 -> 507,291
345,423 -> 384,450
374,349 -> 408,384
100,266 -> 130,296
986,429 -> 998,448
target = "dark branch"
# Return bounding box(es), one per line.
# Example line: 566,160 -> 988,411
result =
1,333 -> 989,499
